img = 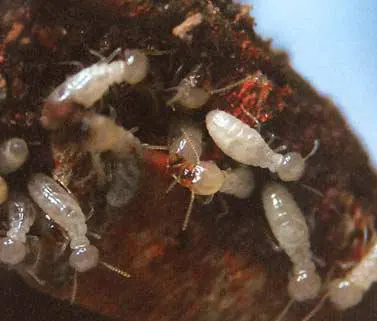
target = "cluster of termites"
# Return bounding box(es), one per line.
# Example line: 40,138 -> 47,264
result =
1,37 -> 375,320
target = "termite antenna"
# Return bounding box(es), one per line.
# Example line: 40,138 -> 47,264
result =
166,175 -> 179,194
70,270 -> 78,304
273,298 -> 295,321
304,140 -> 320,161
25,269 -> 46,286
301,293 -> 329,321
142,144 -> 170,151
210,74 -> 252,95
88,47 -> 122,63
240,104 -> 261,131
180,128 -> 200,164
182,191 -> 195,231
144,48 -> 177,56
99,261 -> 131,278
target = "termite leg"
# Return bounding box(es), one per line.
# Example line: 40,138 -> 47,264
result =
182,191 -> 195,232
304,140 -> 320,160
273,145 -> 287,153
272,297 -> 295,321
70,270 -> 78,304
215,194 -> 229,221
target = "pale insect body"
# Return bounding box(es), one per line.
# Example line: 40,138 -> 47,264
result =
262,182 -> 321,301
0,138 -> 29,175
167,69 -> 251,110
27,173 -> 98,272
41,49 -> 149,130
82,113 -> 142,159
328,239 -> 377,310
0,194 -> 37,265
206,110 -> 315,181
164,124 -> 254,231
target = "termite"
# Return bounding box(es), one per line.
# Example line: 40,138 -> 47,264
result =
144,123 -> 255,231
81,112 -> 142,159
206,109 -> 318,181
27,172 -> 132,284
40,49 -> 149,130
262,182 -> 321,302
0,176 -> 8,205
300,237 -> 377,321
27,173 -> 99,272
0,137 -> 29,175
166,67 -> 252,110
0,194 -> 37,265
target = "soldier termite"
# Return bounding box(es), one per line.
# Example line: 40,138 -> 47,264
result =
262,182 -> 321,321
144,122 -> 255,232
40,49 -> 149,130
206,109 -> 319,181
0,194 -> 37,265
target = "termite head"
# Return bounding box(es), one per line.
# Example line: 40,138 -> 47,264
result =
69,245 -> 99,272
0,138 -> 29,175
174,161 -> 224,195
277,152 -> 305,182
287,268 -> 321,301
122,49 -> 149,84
328,279 -> 364,310
0,237 -> 26,265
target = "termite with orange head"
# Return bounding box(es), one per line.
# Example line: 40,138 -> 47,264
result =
144,122 -> 255,232
40,49 -> 149,130
206,109 -> 319,182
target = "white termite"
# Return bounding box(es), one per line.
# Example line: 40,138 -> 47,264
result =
27,173 -> 98,272
206,110 -> 318,181
328,238 -> 377,310
0,176 -> 8,205
0,194 -> 37,265
81,113 -> 142,159
0,138 -> 29,175
41,49 -> 149,130
262,182 -> 321,302
166,72 -> 252,110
